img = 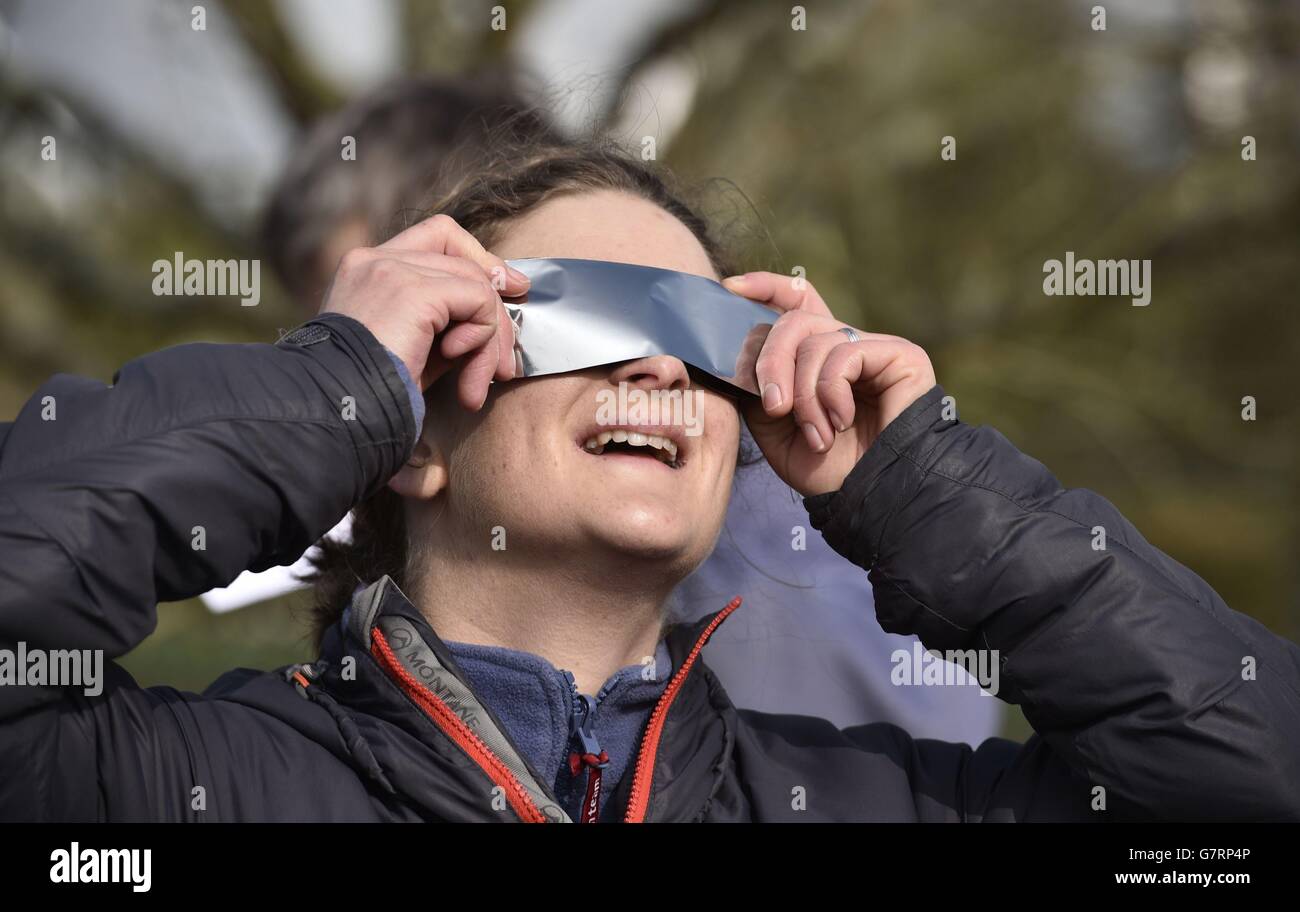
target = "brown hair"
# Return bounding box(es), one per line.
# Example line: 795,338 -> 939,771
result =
304,134 -> 737,649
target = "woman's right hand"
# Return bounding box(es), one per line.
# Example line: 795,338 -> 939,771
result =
319,214 -> 531,410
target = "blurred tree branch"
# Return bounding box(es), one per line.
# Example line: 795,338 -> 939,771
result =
223,0 -> 344,125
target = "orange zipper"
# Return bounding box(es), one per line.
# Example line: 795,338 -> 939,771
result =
371,597 -> 742,824
371,627 -> 550,823
623,596 -> 743,823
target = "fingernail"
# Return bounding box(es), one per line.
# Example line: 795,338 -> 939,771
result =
827,408 -> 848,432
802,422 -> 824,452
762,383 -> 783,411
506,265 -> 530,285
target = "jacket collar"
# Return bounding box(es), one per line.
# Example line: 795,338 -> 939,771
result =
315,575 -> 742,822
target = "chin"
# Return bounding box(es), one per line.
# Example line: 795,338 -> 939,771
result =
582,504 -> 700,562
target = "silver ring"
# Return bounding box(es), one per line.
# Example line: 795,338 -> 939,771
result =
840,326 -> 861,344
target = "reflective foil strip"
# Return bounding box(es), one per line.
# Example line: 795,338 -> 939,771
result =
503,258 -> 776,395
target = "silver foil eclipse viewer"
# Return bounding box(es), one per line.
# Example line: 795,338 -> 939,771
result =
503,257 -> 776,395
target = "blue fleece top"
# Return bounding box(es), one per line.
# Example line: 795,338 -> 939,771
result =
444,638 -> 672,822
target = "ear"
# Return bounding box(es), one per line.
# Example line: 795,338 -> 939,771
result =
387,436 -> 449,500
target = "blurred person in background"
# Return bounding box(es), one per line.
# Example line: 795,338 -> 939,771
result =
243,74 -> 1001,744
260,75 -> 558,313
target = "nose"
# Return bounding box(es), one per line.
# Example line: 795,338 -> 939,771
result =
607,355 -> 692,393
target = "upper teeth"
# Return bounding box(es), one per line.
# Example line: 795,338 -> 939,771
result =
583,430 -> 679,464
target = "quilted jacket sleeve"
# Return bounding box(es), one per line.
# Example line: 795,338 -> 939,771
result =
805,385 -> 1300,820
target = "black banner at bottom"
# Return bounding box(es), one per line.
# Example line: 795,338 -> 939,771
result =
0,822 -> 1283,898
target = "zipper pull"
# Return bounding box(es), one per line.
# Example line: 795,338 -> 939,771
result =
564,672 -> 609,824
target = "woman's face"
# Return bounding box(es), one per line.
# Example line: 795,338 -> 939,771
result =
415,189 -> 742,578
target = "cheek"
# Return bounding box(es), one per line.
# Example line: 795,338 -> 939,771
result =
704,395 -> 742,466
443,381 -> 568,507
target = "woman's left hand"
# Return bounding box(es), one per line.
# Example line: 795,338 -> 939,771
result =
724,271 -> 938,497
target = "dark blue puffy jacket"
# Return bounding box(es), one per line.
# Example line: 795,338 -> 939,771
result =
1,313 -> 1297,821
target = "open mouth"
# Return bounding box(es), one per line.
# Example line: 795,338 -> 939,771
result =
581,429 -> 681,469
